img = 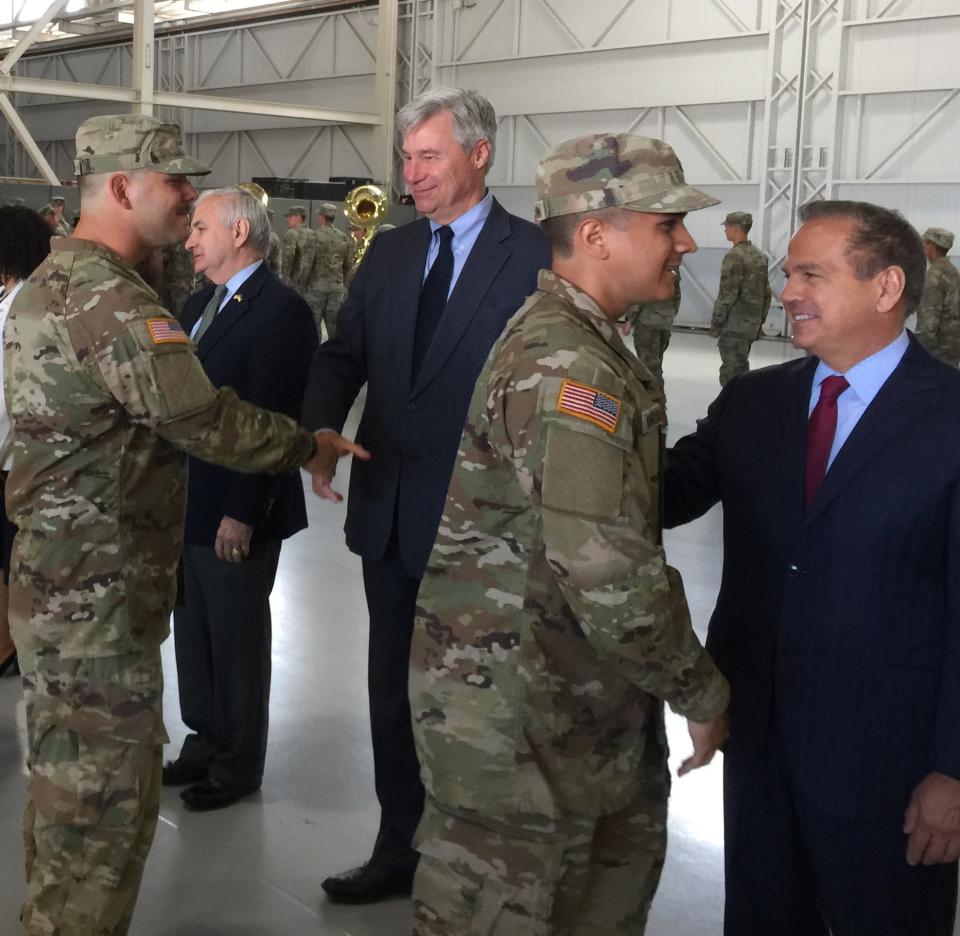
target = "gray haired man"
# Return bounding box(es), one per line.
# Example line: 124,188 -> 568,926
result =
163,188 -> 320,811
303,87 -> 550,904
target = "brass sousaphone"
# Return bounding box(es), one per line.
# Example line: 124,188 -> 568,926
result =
344,184 -> 388,269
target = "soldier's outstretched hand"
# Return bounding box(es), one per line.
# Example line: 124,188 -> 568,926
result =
306,430 -> 370,502
678,711 -> 729,776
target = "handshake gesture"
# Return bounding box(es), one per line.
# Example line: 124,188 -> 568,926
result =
304,430 -> 371,502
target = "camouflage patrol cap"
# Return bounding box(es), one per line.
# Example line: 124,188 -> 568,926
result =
318,202 -> 338,219
50,195 -> 66,206
723,211 -> 752,228
286,205 -> 307,219
74,114 -> 210,177
534,133 -> 719,221
922,227 -> 954,252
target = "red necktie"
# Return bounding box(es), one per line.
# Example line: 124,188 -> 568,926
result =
804,375 -> 849,508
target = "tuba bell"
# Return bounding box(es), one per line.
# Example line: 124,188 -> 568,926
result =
344,184 -> 388,269
237,181 -> 269,208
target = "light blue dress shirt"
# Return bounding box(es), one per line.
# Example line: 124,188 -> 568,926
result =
808,329 -> 909,470
423,191 -> 493,298
189,260 -> 263,339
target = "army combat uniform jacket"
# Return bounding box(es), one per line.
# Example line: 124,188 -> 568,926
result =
4,238 -> 314,747
410,270 -> 728,826
917,256 -> 960,366
280,225 -> 318,297
711,240 -> 772,339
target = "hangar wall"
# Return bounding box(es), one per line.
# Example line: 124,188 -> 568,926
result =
0,0 -> 958,329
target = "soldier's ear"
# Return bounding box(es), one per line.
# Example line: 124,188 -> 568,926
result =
107,172 -> 134,210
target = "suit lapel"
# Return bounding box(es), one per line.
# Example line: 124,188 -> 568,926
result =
181,288 -> 208,337
411,200 -> 511,395
197,263 -> 271,361
776,356 -> 818,526
802,339 -> 941,526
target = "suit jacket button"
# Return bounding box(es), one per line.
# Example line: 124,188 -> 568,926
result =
406,402 -> 416,412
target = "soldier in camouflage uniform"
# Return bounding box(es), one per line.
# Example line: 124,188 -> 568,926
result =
4,114 -> 364,936
279,205 -> 317,300
50,196 -> 73,236
710,211 -> 772,385
266,208 -> 282,273
409,133 -> 730,935
626,270 -> 681,392
307,203 -> 352,340
917,227 -> 960,366
157,240 -> 198,321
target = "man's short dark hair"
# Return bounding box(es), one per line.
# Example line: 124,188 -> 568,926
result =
539,206 -> 629,259
798,200 -> 926,315
0,206 -> 51,281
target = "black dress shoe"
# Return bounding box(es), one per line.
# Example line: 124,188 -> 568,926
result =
180,777 -> 259,812
161,759 -> 207,787
321,862 -> 414,904
0,650 -> 18,677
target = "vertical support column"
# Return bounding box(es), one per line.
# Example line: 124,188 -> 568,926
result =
133,0 -> 156,116
374,0 -> 400,191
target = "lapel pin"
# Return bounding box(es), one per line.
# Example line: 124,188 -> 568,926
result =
233,294 -> 243,302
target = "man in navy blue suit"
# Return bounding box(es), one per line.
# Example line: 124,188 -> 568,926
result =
305,87 -> 550,903
164,187 -> 320,811
665,200 -> 960,935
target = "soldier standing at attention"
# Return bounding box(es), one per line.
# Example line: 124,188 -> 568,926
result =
279,204 -> 317,299
4,113 -> 365,936
409,133 -> 730,935
710,210 -> 772,385
308,203 -> 352,340
916,227 -> 960,366
626,269 -> 681,392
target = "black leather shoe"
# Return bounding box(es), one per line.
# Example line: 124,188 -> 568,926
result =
321,862 -> 414,904
0,650 -> 18,677
180,777 -> 259,812
161,759 -> 207,787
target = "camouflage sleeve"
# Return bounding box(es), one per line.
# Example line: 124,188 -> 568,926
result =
625,303 -> 642,326
279,230 -> 298,283
79,304 -> 314,474
711,251 -> 742,330
491,360 -> 728,722
762,268 -> 772,324
916,267 -> 945,349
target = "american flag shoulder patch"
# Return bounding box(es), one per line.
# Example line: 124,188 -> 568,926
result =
556,379 -> 622,433
146,317 -> 189,345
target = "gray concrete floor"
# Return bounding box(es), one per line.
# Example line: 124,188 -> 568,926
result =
0,331 -> 936,935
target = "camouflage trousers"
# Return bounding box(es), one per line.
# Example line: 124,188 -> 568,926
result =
717,335 -> 754,386
632,325 -> 671,390
412,783 -> 668,935
309,288 -> 346,341
18,651 -> 165,936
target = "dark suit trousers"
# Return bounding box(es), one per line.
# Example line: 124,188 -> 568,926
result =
361,536 -> 423,875
723,729 -> 957,936
173,541 -> 282,788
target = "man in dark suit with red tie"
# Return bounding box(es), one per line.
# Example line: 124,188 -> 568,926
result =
305,87 -> 550,903
163,187 -> 319,811
665,200 -> 960,934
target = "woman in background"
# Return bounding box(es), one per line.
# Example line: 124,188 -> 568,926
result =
0,205 -> 54,676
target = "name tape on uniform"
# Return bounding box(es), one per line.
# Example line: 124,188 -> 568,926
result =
557,379 -> 621,433
146,318 -> 189,345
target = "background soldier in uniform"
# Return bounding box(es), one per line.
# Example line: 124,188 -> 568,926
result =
916,227 -> 960,366
409,133 -> 729,935
279,205 -> 317,299
158,240 -> 199,321
307,203 -> 352,340
4,113 -> 364,936
710,210 -> 772,385
50,195 -> 72,236
626,269 -> 681,392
